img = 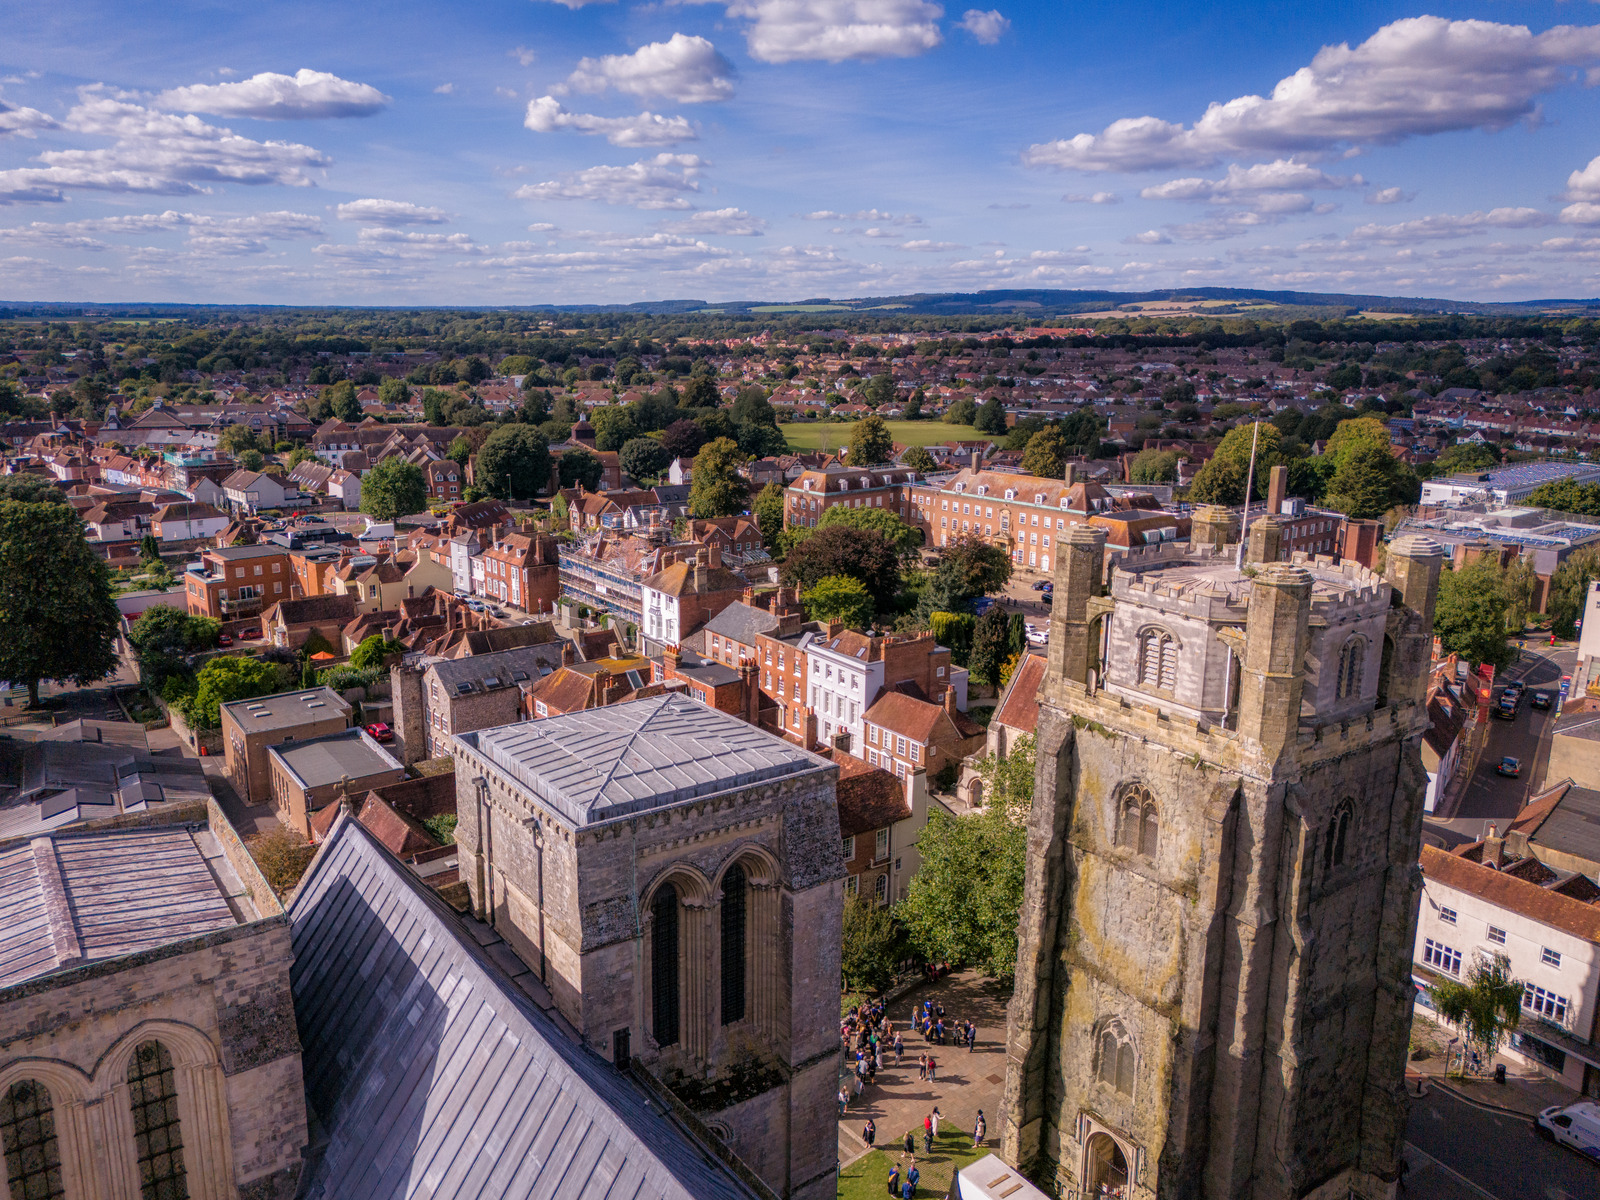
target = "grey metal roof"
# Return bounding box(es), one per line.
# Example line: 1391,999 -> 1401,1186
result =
463,693 -> 826,827
1530,785 -> 1600,866
269,729 -> 403,790
429,646 -> 563,693
221,687 -> 351,734
0,827 -> 244,988
289,814 -> 763,1200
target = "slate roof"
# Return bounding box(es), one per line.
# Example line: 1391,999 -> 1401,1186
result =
462,693 -> 826,827
1515,782 -> 1600,867
702,602 -> 781,650
289,813 -> 763,1200
430,646 -> 556,693
0,827 -> 245,987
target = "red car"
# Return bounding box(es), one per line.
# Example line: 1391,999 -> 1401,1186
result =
364,722 -> 394,743
216,632 -> 233,647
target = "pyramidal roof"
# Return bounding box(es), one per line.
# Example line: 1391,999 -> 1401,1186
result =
462,693 -> 826,826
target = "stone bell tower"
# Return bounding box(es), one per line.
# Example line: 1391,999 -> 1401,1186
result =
1003,524 -> 1442,1200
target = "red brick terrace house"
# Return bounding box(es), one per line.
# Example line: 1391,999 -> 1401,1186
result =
783,464 -> 918,530
441,499 -> 513,536
830,752 -> 933,907
479,530 -> 562,614
423,459 -> 463,503
860,688 -> 985,785
653,645 -> 767,725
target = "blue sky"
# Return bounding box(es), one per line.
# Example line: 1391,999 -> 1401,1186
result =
3,1 -> 1600,304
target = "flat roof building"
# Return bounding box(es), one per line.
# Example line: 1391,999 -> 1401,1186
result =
267,727 -> 405,837
220,687 -> 352,805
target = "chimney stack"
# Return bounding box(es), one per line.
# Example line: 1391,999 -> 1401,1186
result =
664,643 -> 681,674
741,659 -> 759,725
1267,463 -> 1288,517
833,729 -> 852,754
561,641 -> 574,666
708,543 -> 721,570
1483,823 -> 1505,869
1063,462 -> 1077,487
743,585 -> 755,608
943,685 -> 959,716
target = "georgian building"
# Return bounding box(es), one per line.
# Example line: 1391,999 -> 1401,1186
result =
782,465 -> 917,530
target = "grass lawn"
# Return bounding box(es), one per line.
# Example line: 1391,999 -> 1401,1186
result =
782,421 -> 998,453
839,1131 -> 990,1200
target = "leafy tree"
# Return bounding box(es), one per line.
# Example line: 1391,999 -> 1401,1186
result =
812,505 -> 923,560
559,449 -> 604,491
359,457 -> 428,522
1008,611 -> 1027,658
477,426 -> 553,501
1325,416 -> 1393,465
127,604 -> 218,685
1528,477 -> 1600,517
973,396 -> 1008,435
900,735 -> 1033,978
841,895 -> 904,993
1549,546 -> 1600,638
1129,448 -> 1179,484
446,435 -> 473,467
917,535 -> 1012,619
845,414 -> 894,467
902,389 -> 924,420
1323,446 -> 1419,520
181,655 -> 287,728
1325,362 -> 1363,391
237,448 -> 265,472
591,405 -> 638,452
286,445 -> 316,469
753,482 -> 785,551
1426,953 -> 1523,1062
218,423 -> 260,455
326,380 -> 362,422
688,437 -> 749,519
969,606 -> 1011,687
1021,428 -> 1070,479
1503,555 -> 1537,635
683,374 -> 720,408
864,373 -> 896,410
944,397 -> 978,426
1432,442 -> 1500,476
1434,558 -> 1517,669
1189,422 -> 1283,504
804,575 -> 875,628
902,445 -> 937,474
779,525 -> 901,609
620,437 -> 671,481
660,418 -> 706,461
730,386 -> 777,428
1161,381 -> 1197,406
377,377 -> 410,407
0,502 -> 121,706
736,418 -> 788,459
0,475 -> 64,504
928,611 -> 975,666
350,633 -> 401,670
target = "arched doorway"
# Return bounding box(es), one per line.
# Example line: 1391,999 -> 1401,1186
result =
1085,1132 -> 1129,1197
968,778 -> 985,809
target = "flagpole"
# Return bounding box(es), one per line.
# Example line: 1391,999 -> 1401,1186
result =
1236,420 -> 1260,570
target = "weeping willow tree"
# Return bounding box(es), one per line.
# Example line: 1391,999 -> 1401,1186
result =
1426,952 -> 1524,1061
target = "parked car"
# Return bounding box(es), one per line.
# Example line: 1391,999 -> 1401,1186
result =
1536,1101 -> 1600,1158
1496,756 -> 1521,778
216,632 -> 233,647
1040,582 -> 1053,595
1026,624 -> 1048,646
467,600 -> 486,612
1504,680 -> 1527,698
1532,691 -> 1553,710
1494,693 -> 1520,719
364,722 -> 394,743
238,627 -> 262,639
1031,581 -> 1050,592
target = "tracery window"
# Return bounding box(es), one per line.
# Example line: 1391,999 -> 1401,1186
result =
1095,1020 -> 1137,1097
1322,800 -> 1354,872
1,1080 -> 64,1200
1138,628 -> 1178,691
1116,786 -> 1159,858
127,1040 -> 188,1200
652,885 -> 681,1046
1337,636 -> 1366,700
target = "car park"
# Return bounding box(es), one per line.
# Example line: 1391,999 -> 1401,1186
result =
364,722 -> 394,743
1533,691 -> 1553,710
1496,757 -> 1521,777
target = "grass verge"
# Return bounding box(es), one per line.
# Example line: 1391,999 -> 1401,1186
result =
782,421 -> 998,452
839,1130 -> 991,1200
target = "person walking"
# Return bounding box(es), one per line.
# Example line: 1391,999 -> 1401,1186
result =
931,1107 -> 941,1138
917,1053 -> 927,1082
927,1055 -> 937,1084
838,1086 -> 848,1117
893,1033 -> 903,1066
887,1164 -> 900,1199
973,1110 -> 986,1148
863,1119 -> 876,1150
967,1022 -> 977,1052
923,1124 -> 933,1155
903,1130 -> 915,1157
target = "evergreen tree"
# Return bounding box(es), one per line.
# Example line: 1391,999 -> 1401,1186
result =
753,482 -> 785,551
688,437 -> 749,518
969,606 -> 1011,687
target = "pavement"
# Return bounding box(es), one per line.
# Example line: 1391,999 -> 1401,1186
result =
837,969 -> 1012,1177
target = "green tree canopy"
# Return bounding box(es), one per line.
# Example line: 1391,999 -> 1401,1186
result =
809,505 -> 923,560
1431,442 -> 1501,477
1426,952 -> 1523,1060
377,377 -> 410,407
1021,427 -> 1070,480
779,525 -> 901,609
0,475 -> 65,505
1189,421 -> 1283,505
688,437 -> 749,518
237,448 -> 265,472
350,633 -> 402,670
659,418 -> 706,460
847,413 -> 894,467
127,604 -> 218,686
182,655 -> 286,729
917,535 -> 1013,619
218,423 -> 260,455
973,396 -> 1008,435
559,448 -> 604,491
1128,447 -> 1179,484
901,445 -> 937,474
359,457 -> 428,521
1325,416 -> 1393,465
477,425 -> 553,501
803,575 -> 875,628
841,895 -> 904,993
1434,557 -> 1518,669
944,397 -> 978,426
0,501 -> 121,706
928,611 -> 974,666
753,482 -> 785,552
1528,477 -> 1600,517
326,380 -> 362,422
590,405 -> 638,452
1548,546 -> 1600,638
864,373 -> 896,410
1323,445 -> 1420,520
620,436 -> 671,481
969,606 -> 1011,688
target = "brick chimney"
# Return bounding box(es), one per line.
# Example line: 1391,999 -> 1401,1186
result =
741,659 -> 759,725
743,585 -> 755,608
561,641 -> 574,666
1063,463 -> 1076,487
1267,463 -> 1288,517
708,543 -> 722,570
1483,823 -> 1504,869
664,643 -> 681,674
833,728 -> 852,754
943,685 -> 959,716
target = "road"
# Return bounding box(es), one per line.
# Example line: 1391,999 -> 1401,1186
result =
1404,1086 -> 1594,1200
1429,645 -> 1576,840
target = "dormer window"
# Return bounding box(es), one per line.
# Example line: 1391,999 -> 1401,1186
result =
977,485 -> 988,496
954,482 -> 966,493
1034,493 -> 1045,504
1004,489 -> 1015,500
1059,497 -> 1070,508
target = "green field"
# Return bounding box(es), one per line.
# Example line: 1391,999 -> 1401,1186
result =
781,421 -> 998,453
838,1130 -> 990,1200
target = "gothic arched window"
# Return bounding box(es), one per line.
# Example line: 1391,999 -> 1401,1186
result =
652,884 -> 681,1047
720,866 -> 747,1027
1322,800 -> 1354,873
1337,637 -> 1366,700
1138,628 -> 1179,691
1095,1020 -> 1137,1097
1,1079 -> 64,1200
1117,786 -> 1159,858
127,1040 -> 188,1200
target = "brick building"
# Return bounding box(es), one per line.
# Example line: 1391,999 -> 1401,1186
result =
476,529 -> 562,614
803,628 -> 966,756
422,459 -> 463,503
184,544 -> 293,621
834,755 -> 931,908
859,688 -> 985,782
220,687 -> 352,804
639,544 -> 747,653
783,464 -> 916,530
266,727 -> 405,837
390,644 -> 567,764
262,592 -> 358,650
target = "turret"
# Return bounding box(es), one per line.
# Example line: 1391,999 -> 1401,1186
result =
1383,534 -> 1445,707
1245,515 -> 1284,565
1190,504 -> 1238,552
1047,524 -> 1107,691
1237,562 -> 1312,763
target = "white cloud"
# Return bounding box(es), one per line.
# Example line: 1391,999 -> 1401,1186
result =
565,35 -> 736,104
801,208 -> 922,225
0,100 -> 56,136
155,69 -> 389,120
1023,17 -> 1600,172
513,153 -> 705,209
714,0 -> 944,64
527,222 -> 558,232
1123,230 -> 1171,245
524,97 -> 696,147
0,93 -> 330,203
1563,154 -> 1600,202
899,239 -> 964,251
1063,191 -> 1119,204
495,87 -> 520,100
511,46 -> 538,67
434,83 -> 456,95
662,207 -> 767,235
1366,187 -> 1412,205
532,0 -> 615,7
957,9 -> 1009,44
1170,210 -> 1279,241
1351,207 -> 1553,242
336,198 -> 449,226
1559,202 -> 1600,226
0,208 -> 323,254
356,228 -> 479,250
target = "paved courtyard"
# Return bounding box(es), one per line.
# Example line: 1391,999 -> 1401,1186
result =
838,968 -> 1013,1192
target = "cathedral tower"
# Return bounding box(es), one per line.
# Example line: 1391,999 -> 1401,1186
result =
1003,525 -> 1442,1200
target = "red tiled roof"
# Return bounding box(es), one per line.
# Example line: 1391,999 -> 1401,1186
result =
1420,843 -> 1600,942
994,651 -> 1045,733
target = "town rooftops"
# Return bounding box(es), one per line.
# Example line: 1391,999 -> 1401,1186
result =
429,645 -> 557,692
220,687 -> 351,734
267,728 -> 402,791
1421,843 -> 1600,943
993,651 -> 1046,734
1513,782 -> 1600,866
288,813 -> 762,1200
461,692 -> 828,827
0,825 -> 252,988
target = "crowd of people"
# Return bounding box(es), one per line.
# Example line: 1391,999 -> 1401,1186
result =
838,995 -> 990,1198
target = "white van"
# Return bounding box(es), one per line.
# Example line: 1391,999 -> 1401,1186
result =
1535,1101 -> 1600,1160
